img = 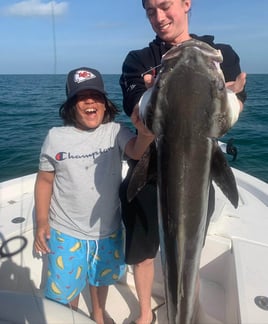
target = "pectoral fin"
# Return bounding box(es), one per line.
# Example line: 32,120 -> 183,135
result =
127,143 -> 157,202
211,142 -> 239,208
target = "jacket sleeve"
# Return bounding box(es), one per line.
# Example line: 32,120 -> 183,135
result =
119,49 -> 152,116
216,43 -> 247,103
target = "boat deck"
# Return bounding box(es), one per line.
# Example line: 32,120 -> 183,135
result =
1,169 -> 268,323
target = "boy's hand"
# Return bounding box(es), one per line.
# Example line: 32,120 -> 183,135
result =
34,223 -> 51,254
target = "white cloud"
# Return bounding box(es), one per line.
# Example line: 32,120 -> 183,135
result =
2,0 -> 68,17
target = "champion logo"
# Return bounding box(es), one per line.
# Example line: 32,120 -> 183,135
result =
55,152 -> 67,161
55,147 -> 114,162
74,70 -> 96,84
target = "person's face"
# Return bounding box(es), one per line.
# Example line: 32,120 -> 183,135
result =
144,0 -> 191,45
74,90 -> 106,130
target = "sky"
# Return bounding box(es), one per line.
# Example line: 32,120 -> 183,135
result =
0,0 -> 267,75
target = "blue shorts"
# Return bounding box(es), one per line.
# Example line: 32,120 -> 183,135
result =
45,227 -> 126,304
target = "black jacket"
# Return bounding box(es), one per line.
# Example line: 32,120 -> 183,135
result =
120,34 -> 246,116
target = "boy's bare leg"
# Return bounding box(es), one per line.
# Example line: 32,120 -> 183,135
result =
90,285 -> 113,324
69,294 -> 79,311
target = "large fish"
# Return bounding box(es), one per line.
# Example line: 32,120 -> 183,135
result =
127,39 -> 239,323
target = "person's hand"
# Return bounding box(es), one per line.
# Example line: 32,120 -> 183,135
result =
143,74 -> 155,88
226,72 -> 247,113
34,223 -> 51,255
131,105 -> 154,138
226,72 -> 246,94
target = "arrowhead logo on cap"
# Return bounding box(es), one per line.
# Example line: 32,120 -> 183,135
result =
74,70 -> 96,84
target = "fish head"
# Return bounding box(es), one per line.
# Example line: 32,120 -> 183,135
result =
143,39 -> 235,140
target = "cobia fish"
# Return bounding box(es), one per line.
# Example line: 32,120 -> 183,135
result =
127,39 -> 239,323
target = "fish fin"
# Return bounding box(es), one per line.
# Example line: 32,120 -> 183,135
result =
127,143 -> 157,202
211,142 -> 239,208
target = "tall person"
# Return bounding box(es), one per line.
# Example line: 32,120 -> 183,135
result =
119,1 -> 246,323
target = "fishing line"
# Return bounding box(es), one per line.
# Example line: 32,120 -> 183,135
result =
51,2 -> 57,75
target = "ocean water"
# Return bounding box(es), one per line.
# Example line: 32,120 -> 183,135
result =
0,74 -> 267,183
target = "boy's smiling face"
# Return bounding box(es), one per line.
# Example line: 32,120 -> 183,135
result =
74,90 -> 106,130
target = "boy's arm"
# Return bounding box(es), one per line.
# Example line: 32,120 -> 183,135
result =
124,105 -> 155,160
34,170 -> 54,254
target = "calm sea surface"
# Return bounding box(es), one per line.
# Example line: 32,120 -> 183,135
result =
0,74 -> 267,183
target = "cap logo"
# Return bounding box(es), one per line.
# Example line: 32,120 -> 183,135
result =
74,70 -> 96,84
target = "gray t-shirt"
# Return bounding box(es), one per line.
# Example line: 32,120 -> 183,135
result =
39,123 -> 135,240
